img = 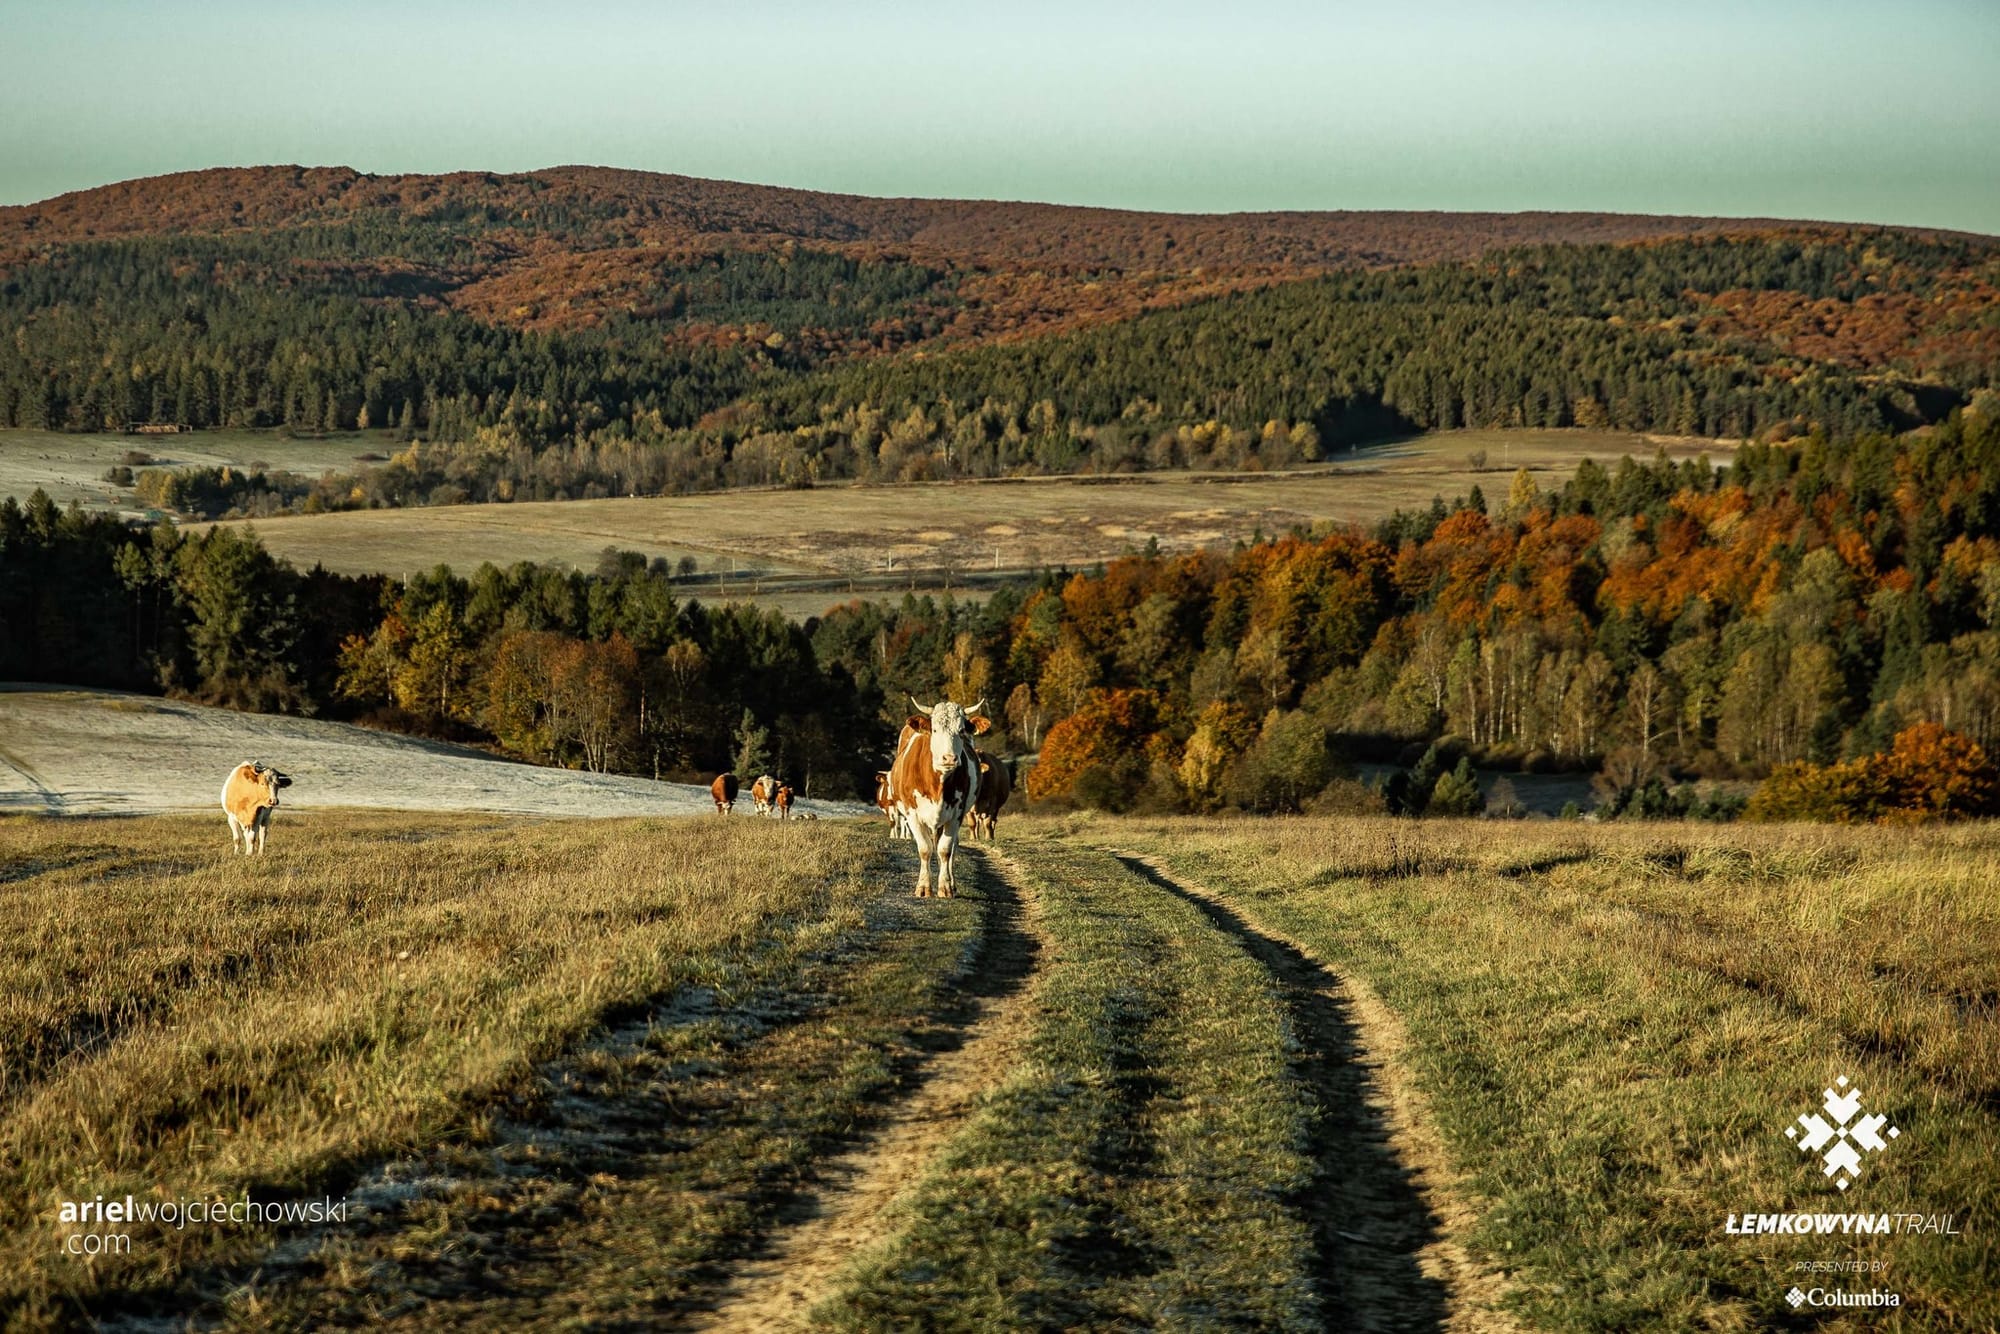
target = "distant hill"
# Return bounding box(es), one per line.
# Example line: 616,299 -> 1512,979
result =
0,163 -> 1841,266
1,166 -> 1996,519
0,164 -> 1914,341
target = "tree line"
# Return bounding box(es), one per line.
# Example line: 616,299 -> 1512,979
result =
7,405 -> 2000,819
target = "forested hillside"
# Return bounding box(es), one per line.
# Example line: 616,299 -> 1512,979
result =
9,403 -> 2000,819
2,168 -> 1996,518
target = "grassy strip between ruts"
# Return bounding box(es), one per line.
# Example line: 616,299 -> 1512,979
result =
0,812 -> 981,1330
1105,814 -> 2000,1333
810,837 -> 1324,1331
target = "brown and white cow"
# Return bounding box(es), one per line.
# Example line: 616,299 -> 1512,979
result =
220,760 -> 292,855
875,768 -> 912,840
711,772 -> 740,814
751,775 -> 778,816
970,750 -> 1012,841
891,696 -> 988,897
775,784 -> 794,820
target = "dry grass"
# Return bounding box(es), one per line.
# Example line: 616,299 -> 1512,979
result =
0,428 -> 378,513
16,805 -> 1979,1329
0,810 -> 894,1325
198,430 -> 1729,596
1095,814 -> 2000,1331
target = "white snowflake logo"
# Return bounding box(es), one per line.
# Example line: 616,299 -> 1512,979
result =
1786,1286 -> 1808,1308
1785,1075 -> 1899,1190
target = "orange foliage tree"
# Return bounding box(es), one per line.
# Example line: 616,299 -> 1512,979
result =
1026,688 -> 1164,804
1746,723 -> 2000,822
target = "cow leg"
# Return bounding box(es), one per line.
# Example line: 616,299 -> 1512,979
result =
254,813 -> 268,855
911,821 -> 937,897
227,813 -> 243,854
936,824 -> 960,897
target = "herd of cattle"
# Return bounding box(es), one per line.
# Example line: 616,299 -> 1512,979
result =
711,696 -> 1012,898
706,772 -> 807,820
218,696 -> 1012,898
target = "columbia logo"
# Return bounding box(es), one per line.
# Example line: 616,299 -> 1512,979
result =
1785,1076 -> 1899,1190
1786,1286 -> 1808,1308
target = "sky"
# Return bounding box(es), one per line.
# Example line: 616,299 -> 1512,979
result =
3,0 -> 1997,233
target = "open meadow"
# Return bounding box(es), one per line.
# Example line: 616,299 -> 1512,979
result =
0,429 -> 389,515
187,429 -> 1730,614
0,687 -> 755,819
2,809 -> 1992,1330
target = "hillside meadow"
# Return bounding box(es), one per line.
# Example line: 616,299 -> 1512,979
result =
196,429 -> 1716,591
1,809 -> 1993,1329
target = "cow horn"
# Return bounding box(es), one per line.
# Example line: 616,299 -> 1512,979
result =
909,695 -> 934,713
969,698 -> 987,716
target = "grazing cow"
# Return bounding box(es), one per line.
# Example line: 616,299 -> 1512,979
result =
970,750 -> 1012,841
220,760 -> 292,855
751,775 -> 778,816
710,772 -> 740,814
775,784 -> 794,820
891,696 -> 989,897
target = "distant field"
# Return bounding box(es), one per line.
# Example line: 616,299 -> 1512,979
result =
198,430 -> 1731,608
0,427 -> 389,512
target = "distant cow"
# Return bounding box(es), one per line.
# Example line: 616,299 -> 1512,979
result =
891,696 -> 988,897
875,768 -> 912,840
220,760 -> 292,855
775,784 -> 794,820
751,775 -> 778,816
711,772 -> 740,814
970,751 -> 1012,841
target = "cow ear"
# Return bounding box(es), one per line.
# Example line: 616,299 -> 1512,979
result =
970,716 -> 992,734
905,714 -> 931,732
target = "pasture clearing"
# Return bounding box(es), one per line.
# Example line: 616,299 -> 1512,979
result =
0,428 -> 386,514
198,430 -> 1730,611
5,810 -> 1986,1329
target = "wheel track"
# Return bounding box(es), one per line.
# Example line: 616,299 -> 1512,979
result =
1111,850 -> 1520,1334
691,845 -> 1045,1331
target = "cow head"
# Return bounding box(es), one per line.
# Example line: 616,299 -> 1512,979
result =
907,696 -> 990,775
250,762 -> 293,806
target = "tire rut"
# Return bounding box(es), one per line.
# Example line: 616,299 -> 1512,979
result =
691,845 -> 1044,1331
1111,851 -> 1520,1334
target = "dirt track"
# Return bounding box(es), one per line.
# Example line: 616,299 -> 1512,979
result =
694,846 -> 1045,1330
1114,851 -> 1519,1334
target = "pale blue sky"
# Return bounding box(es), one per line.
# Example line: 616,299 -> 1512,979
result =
3,0 -> 1996,232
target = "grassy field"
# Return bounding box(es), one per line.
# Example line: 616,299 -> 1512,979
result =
0,428 -> 389,513
6,809 -> 1988,1330
1103,815 -> 2000,1331
0,811 -> 981,1327
189,430 -> 1731,612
